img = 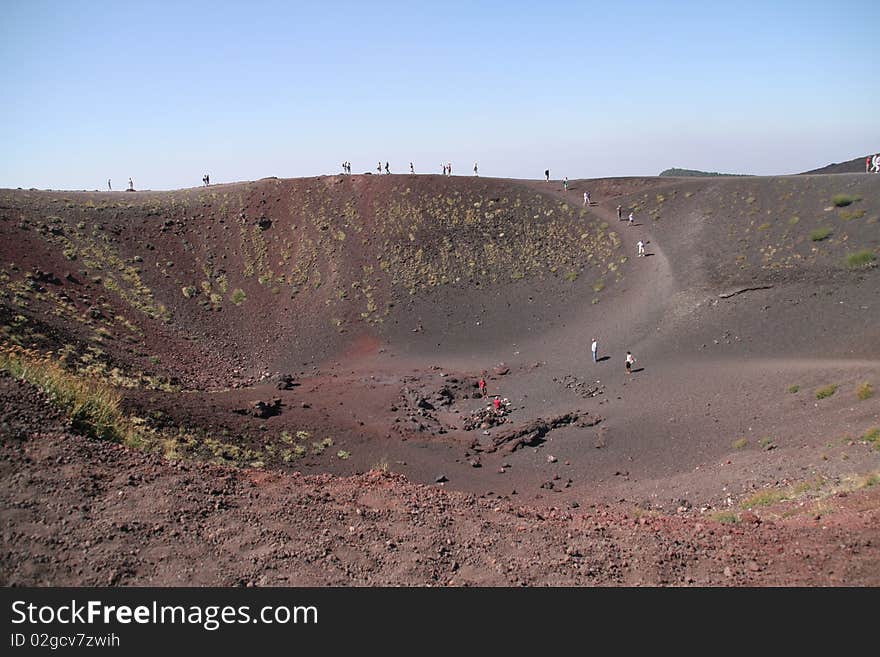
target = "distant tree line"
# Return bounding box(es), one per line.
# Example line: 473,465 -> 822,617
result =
658,168 -> 751,177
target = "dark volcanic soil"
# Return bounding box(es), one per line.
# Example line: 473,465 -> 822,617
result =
1,172 -> 879,586
3,373 -> 879,586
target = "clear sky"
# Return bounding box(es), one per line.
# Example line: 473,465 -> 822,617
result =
1,0 -> 878,190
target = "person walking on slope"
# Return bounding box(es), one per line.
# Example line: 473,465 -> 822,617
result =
628,211 -> 634,225
625,351 -> 636,375
563,177 -> 568,191
637,240 -> 645,257
591,337 -> 599,363
584,191 -> 589,207
585,191 -> 591,205
545,169 -> 550,182
478,373 -> 487,398
617,205 -> 622,220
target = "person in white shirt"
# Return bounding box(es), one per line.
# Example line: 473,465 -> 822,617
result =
625,351 -> 636,374
637,240 -> 645,257
583,191 -> 588,207
628,212 -> 634,225
591,338 -> 599,363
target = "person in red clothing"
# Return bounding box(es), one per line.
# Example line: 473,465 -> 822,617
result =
478,374 -> 487,398
492,396 -> 502,413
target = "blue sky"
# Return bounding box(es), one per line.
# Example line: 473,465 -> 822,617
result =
1,0 -> 878,190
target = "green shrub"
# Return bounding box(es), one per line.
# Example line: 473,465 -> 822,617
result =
857,382 -> 874,401
839,209 -> 866,221
832,194 -> 861,207
845,250 -> 876,268
788,384 -> 800,394
815,384 -> 838,400
732,438 -> 748,449
231,288 -> 246,305
810,227 -> 832,241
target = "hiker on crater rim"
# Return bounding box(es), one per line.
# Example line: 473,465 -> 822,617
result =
474,162 -> 478,176
625,351 -> 636,375
448,162 -> 452,175
377,162 -> 382,174
385,162 -> 390,174
128,177 -> 134,191
591,337 -> 599,363
410,162 -> 415,174
584,191 -> 589,207
545,168 -> 550,182
107,179 -> 111,191
563,177 -> 568,191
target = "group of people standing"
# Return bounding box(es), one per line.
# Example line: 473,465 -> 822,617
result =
339,160 -> 480,176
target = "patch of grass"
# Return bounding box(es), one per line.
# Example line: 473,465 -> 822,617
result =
845,250 -> 876,268
815,384 -> 838,400
810,226 -> 832,241
711,511 -> 739,524
231,288 -> 246,305
742,489 -> 787,508
181,285 -> 198,298
759,437 -> 776,451
832,194 -> 861,207
757,222 -> 771,231
336,450 -> 351,460
839,208 -> 866,221
787,384 -> 800,394
863,427 -> 880,449
857,382 -> 874,401
564,271 -> 578,282
311,437 -> 333,455
732,438 -> 748,449
1,344 -> 123,441
788,215 -> 800,225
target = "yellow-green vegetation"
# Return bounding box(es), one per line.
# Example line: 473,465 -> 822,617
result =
311,437 -> 333,455
759,437 -> 776,450
1,344 -> 123,441
231,288 -> 246,305
732,438 -> 748,449
810,226 -> 832,241
0,343 -> 264,467
831,194 -> 861,207
863,427 -> 880,449
839,208 -> 866,221
787,384 -> 800,393
845,249 -> 876,268
741,476 -> 825,509
711,511 -> 739,524
41,220 -> 169,322
815,384 -> 838,399
857,382 -> 874,401
181,285 -> 198,298
336,450 -> 351,459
